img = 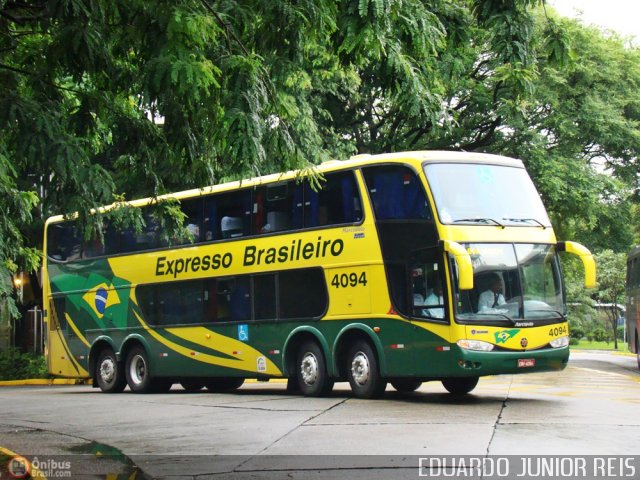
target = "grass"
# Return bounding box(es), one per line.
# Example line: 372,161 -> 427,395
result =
571,340 -> 631,353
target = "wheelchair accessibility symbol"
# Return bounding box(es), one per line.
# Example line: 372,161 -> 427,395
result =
238,324 -> 249,342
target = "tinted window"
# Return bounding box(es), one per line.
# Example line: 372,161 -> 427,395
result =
305,171 -> 362,227
254,274 -> 277,320
279,269 -> 326,319
253,182 -> 302,235
204,190 -> 251,241
363,165 -> 430,220
137,279 -> 207,326
136,268 -> 326,325
47,222 -> 81,262
181,198 -> 204,244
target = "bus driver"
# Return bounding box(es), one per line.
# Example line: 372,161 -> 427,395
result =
477,273 -> 506,311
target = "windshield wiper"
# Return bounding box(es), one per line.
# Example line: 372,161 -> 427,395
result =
502,217 -> 547,229
454,217 -> 504,228
526,309 -> 566,320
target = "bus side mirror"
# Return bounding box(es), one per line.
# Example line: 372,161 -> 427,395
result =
557,241 -> 596,289
441,240 -> 474,291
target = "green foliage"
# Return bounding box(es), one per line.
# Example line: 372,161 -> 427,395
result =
588,328 -> 609,343
0,348 -> 49,380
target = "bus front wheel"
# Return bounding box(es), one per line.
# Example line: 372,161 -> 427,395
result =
125,346 -> 154,393
347,340 -> 387,399
441,377 -> 479,394
296,341 -> 333,397
95,348 -> 126,393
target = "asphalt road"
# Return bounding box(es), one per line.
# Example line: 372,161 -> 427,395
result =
0,350 -> 638,479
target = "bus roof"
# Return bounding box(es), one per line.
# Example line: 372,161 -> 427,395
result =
45,150 -> 524,224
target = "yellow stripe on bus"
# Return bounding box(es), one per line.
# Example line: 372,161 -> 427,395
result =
133,311 -> 282,376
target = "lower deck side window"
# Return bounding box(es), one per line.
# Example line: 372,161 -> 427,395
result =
136,268 -> 327,325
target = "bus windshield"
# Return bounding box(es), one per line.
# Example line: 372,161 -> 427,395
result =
454,243 -> 564,323
423,163 -> 551,227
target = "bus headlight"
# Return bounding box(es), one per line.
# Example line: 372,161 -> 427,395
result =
550,336 -> 569,348
457,339 -> 494,352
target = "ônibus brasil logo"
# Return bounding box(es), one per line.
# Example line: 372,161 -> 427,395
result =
7,455 -> 30,479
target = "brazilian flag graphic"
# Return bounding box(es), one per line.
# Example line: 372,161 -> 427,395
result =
50,259 -> 134,338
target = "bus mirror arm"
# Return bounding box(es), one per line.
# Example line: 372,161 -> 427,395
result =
441,240 -> 474,291
557,241 -> 596,289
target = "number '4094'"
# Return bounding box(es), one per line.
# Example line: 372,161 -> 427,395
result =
549,325 -> 568,336
331,272 -> 368,288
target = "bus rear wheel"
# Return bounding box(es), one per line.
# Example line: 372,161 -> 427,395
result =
347,340 -> 387,399
391,379 -> 422,393
205,377 -> 244,393
441,377 -> 479,394
297,341 -> 334,397
125,346 -> 155,393
95,348 -> 126,393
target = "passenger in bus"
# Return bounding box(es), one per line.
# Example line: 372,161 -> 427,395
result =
477,273 -> 506,311
424,281 -> 444,319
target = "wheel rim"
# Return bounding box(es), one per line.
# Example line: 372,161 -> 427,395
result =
300,352 -> 319,386
99,357 -> 115,384
350,351 -> 370,386
129,354 -> 147,386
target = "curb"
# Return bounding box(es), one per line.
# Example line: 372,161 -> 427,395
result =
0,378 -> 86,387
0,378 -> 288,387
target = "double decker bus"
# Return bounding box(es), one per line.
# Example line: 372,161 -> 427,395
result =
43,151 -> 596,398
625,246 -> 640,369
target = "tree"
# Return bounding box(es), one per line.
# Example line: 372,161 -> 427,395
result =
593,250 -> 627,349
0,1 -> 547,295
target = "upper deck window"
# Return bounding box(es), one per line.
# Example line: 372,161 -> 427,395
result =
363,165 -> 430,220
424,163 -> 551,227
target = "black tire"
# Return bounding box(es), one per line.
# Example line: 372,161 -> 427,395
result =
636,335 -> 640,371
296,341 -> 334,397
125,346 -> 154,393
95,348 -> 126,393
441,376 -> 479,394
180,379 -> 204,392
391,379 -> 422,393
347,340 -> 386,399
286,376 -> 301,394
204,377 -> 245,393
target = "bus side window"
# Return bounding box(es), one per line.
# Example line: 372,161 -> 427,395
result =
215,277 -> 250,322
214,191 -> 251,240
364,166 -> 430,220
47,222 -> 81,262
279,269 -> 327,319
253,181 -> 301,234
304,171 -> 362,227
254,274 -> 276,320
181,198 -> 203,244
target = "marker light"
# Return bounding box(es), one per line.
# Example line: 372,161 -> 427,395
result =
457,339 -> 494,352
550,336 -> 570,348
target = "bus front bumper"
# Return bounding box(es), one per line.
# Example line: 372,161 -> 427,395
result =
453,346 -> 570,376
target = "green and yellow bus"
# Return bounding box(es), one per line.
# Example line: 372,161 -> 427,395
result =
43,151 -> 596,398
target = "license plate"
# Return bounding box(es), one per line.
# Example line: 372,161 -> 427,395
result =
517,358 -> 535,368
